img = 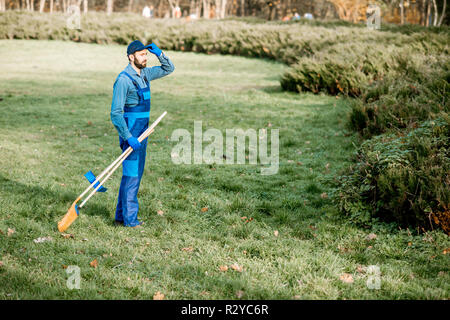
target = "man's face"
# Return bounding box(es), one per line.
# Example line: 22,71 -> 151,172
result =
130,49 -> 148,69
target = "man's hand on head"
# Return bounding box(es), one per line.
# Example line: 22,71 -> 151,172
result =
147,43 -> 162,57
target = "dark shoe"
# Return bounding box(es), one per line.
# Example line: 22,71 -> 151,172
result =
131,221 -> 144,228
114,220 -> 124,226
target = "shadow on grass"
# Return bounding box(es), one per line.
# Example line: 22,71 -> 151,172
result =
0,174 -> 110,223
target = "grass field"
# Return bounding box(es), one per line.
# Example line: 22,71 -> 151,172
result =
0,40 -> 448,299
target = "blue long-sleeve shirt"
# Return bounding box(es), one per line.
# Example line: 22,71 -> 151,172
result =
110,53 -> 175,140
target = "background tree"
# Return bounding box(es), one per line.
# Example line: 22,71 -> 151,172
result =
106,0 -> 113,14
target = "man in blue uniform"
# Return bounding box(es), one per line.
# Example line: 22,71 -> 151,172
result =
110,40 -> 174,228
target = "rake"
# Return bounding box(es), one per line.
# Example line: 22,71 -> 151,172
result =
57,111 -> 167,232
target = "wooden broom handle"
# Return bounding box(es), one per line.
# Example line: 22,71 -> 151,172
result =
77,111 -> 167,203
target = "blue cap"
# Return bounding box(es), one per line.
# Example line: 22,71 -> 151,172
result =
127,40 -> 151,55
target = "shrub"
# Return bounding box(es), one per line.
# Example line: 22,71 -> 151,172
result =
348,50 -> 450,137
333,116 -> 450,234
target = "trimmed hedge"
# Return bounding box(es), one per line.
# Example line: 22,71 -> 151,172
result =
1,11 -> 448,98
280,35 -> 449,97
333,117 -> 450,233
348,50 -> 450,137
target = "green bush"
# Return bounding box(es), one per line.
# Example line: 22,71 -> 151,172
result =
333,116 -> 450,233
348,50 -> 450,137
280,36 -> 449,97
2,11 -> 448,98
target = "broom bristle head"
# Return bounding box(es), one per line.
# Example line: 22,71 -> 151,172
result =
57,199 -> 80,232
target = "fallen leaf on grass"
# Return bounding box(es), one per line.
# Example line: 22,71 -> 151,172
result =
339,273 -> 354,284
90,259 -> 98,268
241,216 -> 253,223
230,263 -> 243,272
157,210 -> 164,216
338,246 -> 350,253
274,230 -> 279,237
61,233 -> 74,239
366,233 -> 377,241
153,291 -> 164,300
320,193 -> 328,199
443,248 -> 450,255
201,207 -> 209,213
236,290 -> 244,298
219,265 -> 228,272
7,228 -> 15,237
181,247 -> 194,252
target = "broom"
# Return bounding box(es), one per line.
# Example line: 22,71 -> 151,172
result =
57,111 -> 167,232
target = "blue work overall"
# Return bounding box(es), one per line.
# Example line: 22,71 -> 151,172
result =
115,71 -> 150,227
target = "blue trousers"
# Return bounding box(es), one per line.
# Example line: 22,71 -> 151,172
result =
115,138 -> 148,227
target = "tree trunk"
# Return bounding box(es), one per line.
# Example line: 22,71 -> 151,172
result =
400,0 -> 404,24
39,0 -> 45,12
83,0 -> 87,13
438,0 -> 446,26
240,0 -> 244,16
106,0 -> 113,15
196,0 -> 201,17
128,0 -> 133,12
420,0 -> 426,25
167,0 -> 174,17
202,0 -> 210,18
0,0 -> 5,12
426,0 -> 431,26
432,0 -> 438,25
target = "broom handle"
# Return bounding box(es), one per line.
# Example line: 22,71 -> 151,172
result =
79,127 -> 154,208
77,111 -> 167,202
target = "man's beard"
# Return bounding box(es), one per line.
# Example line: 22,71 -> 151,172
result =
134,58 -> 147,69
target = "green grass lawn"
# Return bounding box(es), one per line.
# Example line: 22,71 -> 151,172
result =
0,40 -> 448,299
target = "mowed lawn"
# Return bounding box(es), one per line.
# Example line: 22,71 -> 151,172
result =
0,40 -> 448,299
